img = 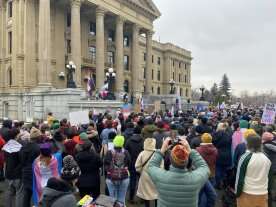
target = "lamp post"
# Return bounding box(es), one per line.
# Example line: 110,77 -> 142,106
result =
66,61 -> 77,88
199,85 -> 205,101
105,68 -> 116,100
169,79 -> 176,94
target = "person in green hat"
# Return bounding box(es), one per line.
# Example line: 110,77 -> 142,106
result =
104,135 -> 131,205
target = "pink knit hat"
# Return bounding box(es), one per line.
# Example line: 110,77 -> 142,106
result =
262,132 -> 274,143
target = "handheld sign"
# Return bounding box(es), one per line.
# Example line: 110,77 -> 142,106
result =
261,103 -> 276,125
69,111 -> 89,126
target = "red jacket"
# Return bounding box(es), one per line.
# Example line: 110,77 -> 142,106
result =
196,144 -> 218,178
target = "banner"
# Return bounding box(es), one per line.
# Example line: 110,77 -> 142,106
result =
69,111 -> 89,126
261,103 -> 276,125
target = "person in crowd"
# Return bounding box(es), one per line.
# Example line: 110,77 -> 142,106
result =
33,142 -> 59,206
262,132 -> 276,203
125,126 -> 144,203
231,121 -> 244,160
0,119 -> 13,141
100,120 -> 116,145
21,127 -> 41,207
136,138 -> 160,207
147,137 -> 209,207
41,155 -> 81,207
235,134 -> 271,207
233,129 -> 257,168
3,128 -> 23,207
63,128 -> 77,157
197,116 -> 212,134
104,135 -> 131,205
198,180 -> 217,207
75,138 -> 102,198
213,122 -> 232,189
153,121 -> 169,149
123,122 -> 135,143
196,133 -> 218,185
0,134 -> 5,181
87,124 -> 101,153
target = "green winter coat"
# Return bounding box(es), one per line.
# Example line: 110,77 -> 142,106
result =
148,150 -> 209,207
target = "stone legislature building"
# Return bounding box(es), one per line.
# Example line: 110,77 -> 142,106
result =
0,0 -> 192,120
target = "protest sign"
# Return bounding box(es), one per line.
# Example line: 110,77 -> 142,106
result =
154,101 -> 161,112
69,111 -> 89,126
261,103 -> 276,125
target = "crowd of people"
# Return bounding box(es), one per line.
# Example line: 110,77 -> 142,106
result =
0,107 -> 275,207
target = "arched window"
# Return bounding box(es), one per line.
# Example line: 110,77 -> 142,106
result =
7,67 -> 12,87
123,80 -> 129,93
157,87 -> 161,95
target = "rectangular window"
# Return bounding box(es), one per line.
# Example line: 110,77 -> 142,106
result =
152,69 -> 154,80
172,60 -> 175,67
89,46 -> 96,60
123,36 -> 129,47
8,31 -> 12,54
108,51 -> 115,65
143,68 -> 146,79
152,87 -> 154,94
185,63 -> 187,70
67,40 -> 71,54
152,55 -> 154,63
108,30 -> 115,42
124,55 -> 129,70
157,87 -> 161,95
89,22 -> 96,35
67,12 -> 71,27
158,57 -> 161,65
179,62 -> 181,68
144,53 -> 146,61
173,72 -> 175,80
185,75 -> 187,83
8,1 -> 12,18
157,71 -> 160,81
179,74 -> 181,82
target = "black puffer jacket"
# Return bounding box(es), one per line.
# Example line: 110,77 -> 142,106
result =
263,139 -> 276,173
21,141 -> 40,189
213,130 -> 232,167
125,134 -> 144,170
0,120 -> 12,141
75,150 -> 102,188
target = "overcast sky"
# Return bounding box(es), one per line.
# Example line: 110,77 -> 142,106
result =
152,0 -> 276,95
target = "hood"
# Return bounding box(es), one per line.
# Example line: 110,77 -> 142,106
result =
198,144 -> 217,155
143,138 -> 156,151
42,178 -> 72,204
129,134 -> 143,143
2,139 -> 22,153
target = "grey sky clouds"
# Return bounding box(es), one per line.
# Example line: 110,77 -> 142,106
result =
153,0 -> 276,95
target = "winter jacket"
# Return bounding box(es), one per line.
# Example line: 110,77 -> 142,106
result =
125,134 -> 144,170
198,180 -> 217,207
135,138 -> 161,200
188,135 -> 202,149
153,129 -> 169,149
3,139 -> 23,180
87,130 -> 102,153
21,141 -> 40,190
100,128 -> 116,145
123,128 -> 134,143
75,150 -> 102,188
233,143 -> 246,168
213,130 -> 232,167
263,139 -> 276,173
0,120 -> 12,141
41,177 -> 76,207
148,150 -> 209,207
196,144 -> 218,178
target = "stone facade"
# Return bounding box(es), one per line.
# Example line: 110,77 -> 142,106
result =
0,0 -> 192,120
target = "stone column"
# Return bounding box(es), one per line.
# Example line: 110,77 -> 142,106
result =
163,53 -> 171,94
71,0 -> 82,87
115,16 -> 124,93
38,0 -> 51,86
96,7 -> 105,90
131,24 -> 140,95
0,2 -> 3,88
145,30 -> 153,95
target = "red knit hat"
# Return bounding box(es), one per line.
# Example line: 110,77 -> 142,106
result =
170,145 -> 190,168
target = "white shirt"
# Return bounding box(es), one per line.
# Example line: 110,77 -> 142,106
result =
243,152 -> 271,195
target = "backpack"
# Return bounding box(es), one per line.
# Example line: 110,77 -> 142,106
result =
107,150 -> 128,181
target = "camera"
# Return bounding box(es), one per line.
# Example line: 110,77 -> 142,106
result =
169,136 -> 181,148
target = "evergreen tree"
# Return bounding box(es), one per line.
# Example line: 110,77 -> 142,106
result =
219,74 -> 231,98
